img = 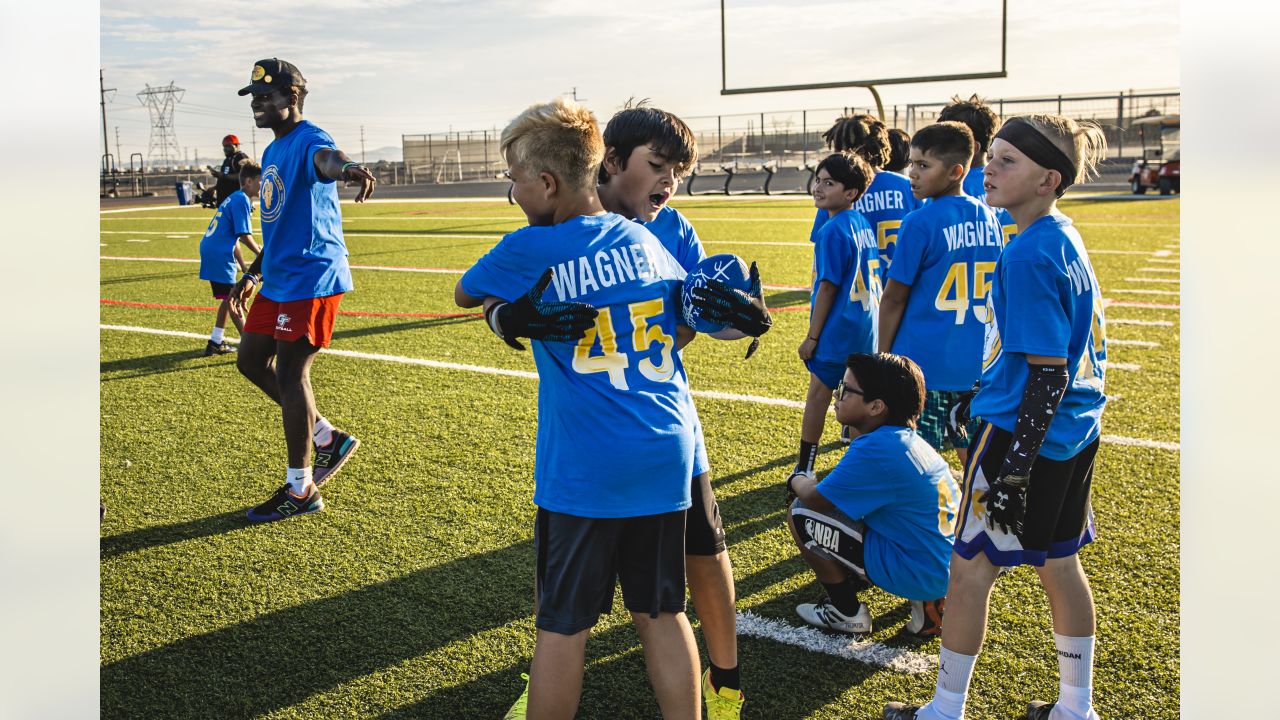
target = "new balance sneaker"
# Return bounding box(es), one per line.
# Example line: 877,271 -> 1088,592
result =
905,598 -> 945,637
312,429 -> 361,487
702,668 -> 745,720
246,482 -> 324,523
883,702 -> 924,719
204,340 -> 235,356
502,673 -> 530,720
796,598 -> 872,635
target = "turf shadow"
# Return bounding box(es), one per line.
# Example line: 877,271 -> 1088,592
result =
712,442 -> 844,547
329,314 -> 482,342
100,270 -> 196,285
101,539 -> 537,720
763,289 -> 811,309
100,509 -> 249,559
100,349 -> 233,381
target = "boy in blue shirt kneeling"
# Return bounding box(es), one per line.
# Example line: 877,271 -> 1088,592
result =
786,352 -> 958,638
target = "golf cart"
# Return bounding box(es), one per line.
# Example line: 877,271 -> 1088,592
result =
1129,114 -> 1180,195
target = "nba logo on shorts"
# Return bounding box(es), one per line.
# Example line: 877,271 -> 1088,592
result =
276,313 -> 292,332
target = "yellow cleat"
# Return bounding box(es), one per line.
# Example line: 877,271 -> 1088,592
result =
702,668 -> 745,720
503,673 -> 530,720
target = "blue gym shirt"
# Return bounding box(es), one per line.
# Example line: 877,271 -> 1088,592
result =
199,190 -> 252,284
460,213 -> 698,518
854,171 -> 921,269
887,195 -> 1004,390
963,167 -> 1019,246
642,205 -> 710,477
258,120 -> 354,302
971,213 -> 1107,460
816,425 -> 958,600
811,209 -> 881,365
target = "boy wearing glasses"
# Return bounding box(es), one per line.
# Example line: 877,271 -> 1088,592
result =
786,352 -> 958,638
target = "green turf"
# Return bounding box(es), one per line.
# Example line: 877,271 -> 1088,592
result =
101,193 -> 1180,719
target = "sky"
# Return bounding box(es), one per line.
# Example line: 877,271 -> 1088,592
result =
99,0 -> 1179,165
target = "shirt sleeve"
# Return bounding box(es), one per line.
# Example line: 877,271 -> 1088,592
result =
680,215 -> 708,270
231,194 -> 252,236
886,211 -> 928,286
815,443 -> 896,520
998,258 -> 1071,357
306,128 -> 337,186
459,232 -> 538,302
813,223 -> 851,287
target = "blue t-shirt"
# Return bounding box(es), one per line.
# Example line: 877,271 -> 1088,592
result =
258,120 -> 354,302
199,190 -> 252,284
642,204 -> 710,476
644,205 -> 706,273
854,171 -> 921,269
460,213 -> 698,518
811,209 -> 880,365
887,195 -> 1004,391
971,213 -> 1107,460
816,425 -> 958,600
963,167 -> 1019,246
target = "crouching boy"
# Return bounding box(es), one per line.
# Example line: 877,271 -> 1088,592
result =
786,352 -> 959,637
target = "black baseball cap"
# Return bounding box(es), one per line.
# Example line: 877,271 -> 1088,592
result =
237,58 -> 306,96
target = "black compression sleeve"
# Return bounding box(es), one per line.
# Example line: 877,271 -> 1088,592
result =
998,363 -> 1071,479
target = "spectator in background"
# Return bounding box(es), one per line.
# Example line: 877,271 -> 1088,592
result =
208,134 -> 250,206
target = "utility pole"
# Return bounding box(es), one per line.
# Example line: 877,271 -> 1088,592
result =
114,127 -> 122,170
251,127 -> 257,159
360,125 -> 366,163
100,69 -> 116,171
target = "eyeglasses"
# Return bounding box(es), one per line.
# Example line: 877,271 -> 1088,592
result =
835,383 -> 867,402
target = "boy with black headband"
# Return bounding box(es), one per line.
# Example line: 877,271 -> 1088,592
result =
884,114 -> 1109,720
226,58 -> 375,522
877,122 -> 1003,463
786,352 -> 956,638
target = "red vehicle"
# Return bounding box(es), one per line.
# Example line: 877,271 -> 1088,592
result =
1129,114 -> 1180,195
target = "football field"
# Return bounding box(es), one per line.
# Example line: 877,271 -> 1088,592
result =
100,193 -> 1180,719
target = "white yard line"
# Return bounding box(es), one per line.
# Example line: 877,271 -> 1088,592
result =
1108,339 -> 1159,348
1111,288 -> 1180,296
1123,277 -> 1180,284
99,324 -> 1180,451
125,239 -> 149,243
1109,318 -> 1174,326
735,611 -> 934,673
1149,259 -> 1179,264
1109,362 -> 1141,371
1152,250 -> 1173,257
1137,268 -> 1180,273
1107,301 -> 1179,310
1099,435 -> 1180,452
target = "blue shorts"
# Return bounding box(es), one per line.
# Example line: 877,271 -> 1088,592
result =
805,358 -> 846,391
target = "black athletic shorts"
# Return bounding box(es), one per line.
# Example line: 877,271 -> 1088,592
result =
789,497 -> 870,585
209,281 -> 233,299
686,472 -> 727,556
954,422 -> 1101,566
534,507 -> 687,635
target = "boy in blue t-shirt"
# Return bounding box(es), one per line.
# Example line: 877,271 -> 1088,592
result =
455,97 -> 704,719
198,162 -> 262,355
878,122 -> 1003,464
937,93 -> 1020,246
789,152 -> 881,489
786,352 -> 956,638
225,58 -> 376,522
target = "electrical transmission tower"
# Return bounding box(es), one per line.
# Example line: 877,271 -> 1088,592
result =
137,82 -> 185,165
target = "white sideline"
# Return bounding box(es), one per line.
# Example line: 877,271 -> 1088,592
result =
1137,268 -> 1180,273
1109,339 -> 1159,348
1123,277 -> 1180,284
735,611 -> 934,673
1149,259 -> 1179,264
1109,318 -> 1174,326
99,324 -> 1181,451
1112,288 -> 1180,296
1109,362 -> 1141,371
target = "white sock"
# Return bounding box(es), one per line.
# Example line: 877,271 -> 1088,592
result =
313,416 -> 335,447
210,327 -> 224,344
286,467 -> 313,495
924,647 -> 978,720
1053,633 -> 1095,719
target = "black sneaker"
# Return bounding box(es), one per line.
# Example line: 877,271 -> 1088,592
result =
882,702 -> 923,719
313,429 -> 360,487
204,340 -> 235,356
246,482 -> 324,523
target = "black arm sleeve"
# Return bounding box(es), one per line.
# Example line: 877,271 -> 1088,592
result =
998,363 -> 1071,479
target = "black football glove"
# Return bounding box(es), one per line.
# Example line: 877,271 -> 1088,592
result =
979,473 -> 1030,536
689,261 -> 773,359
487,268 -> 598,351
946,383 -> 979,443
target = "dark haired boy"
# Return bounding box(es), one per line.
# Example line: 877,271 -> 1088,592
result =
786,352 -> 957,636
198,161 -> 262,354
597,103 -> 767,719
226,58 -> 375,522
877,122 -> 1003,463
885,128 -> 912,174
788,152 -> 881,487
938,94 -> 1019,245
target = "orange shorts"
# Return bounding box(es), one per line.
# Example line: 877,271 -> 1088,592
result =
244,293 -> 344,348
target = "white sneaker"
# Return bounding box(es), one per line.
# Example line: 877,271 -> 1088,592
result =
796,599 -> 872,635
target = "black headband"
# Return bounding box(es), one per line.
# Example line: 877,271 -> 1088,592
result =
994,119 -> 1078,197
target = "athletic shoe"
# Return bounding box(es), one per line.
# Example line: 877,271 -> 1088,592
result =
883,702 -> 923,719
905,598 -> 945,637
312,429 -> 361,487
702,668 -> 745,720
204,340 -> 235,356
503,673 -> 530,720
840,424 -> 855,445
246,482 -> 324,523
796,598 -> 872,635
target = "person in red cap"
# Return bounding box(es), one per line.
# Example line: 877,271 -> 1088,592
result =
207,134 -> 250,206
